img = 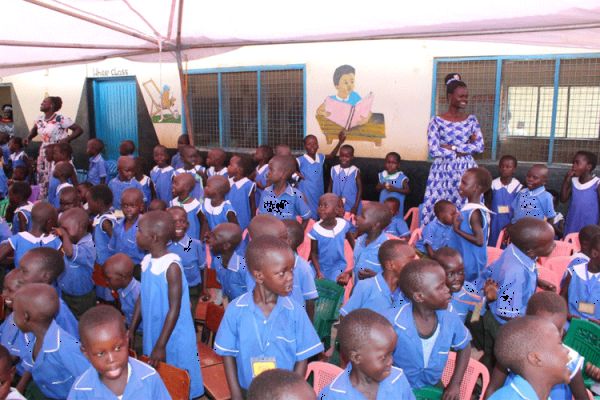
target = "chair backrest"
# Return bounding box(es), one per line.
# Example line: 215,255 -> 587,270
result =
204,268 -> 222,290
540,255 -> 572,276
408,227 -> 422,246
550,240 -> 575,258
536,267 -> 561,293
206,302 -> 225,334
495,228 -> 507,248
305,361 -> 344,395
563,232 -> 581,252
138,356 -> 190,400
563,319 -> 600,372
486,247 -> 503,266
344,240 -> 354,271
313,280 -> 345,342
404,207 -> 421,232
440,351 -> 490,400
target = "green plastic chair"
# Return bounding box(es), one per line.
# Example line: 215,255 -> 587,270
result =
563,318 -> 600,387
313,279 -> 344,347
413,386 -> 443,400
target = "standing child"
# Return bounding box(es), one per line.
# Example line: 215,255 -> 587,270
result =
108,156 -> 144,211
150,144 -> 175,203
561,151 -> 600,236
8,137 -> 28,172
130,210 -> 204,398
103,254 -> 140,332
135,158 -> 154,209
49,161 -> 75,209
227,154 -> 256,231
512,164 -> 556,225
376,152 -> 410,214
199,175 -> 237,240
110,188 -> 146,267
8,182 -> 32,234
206,148 -> 228,178
489,155 -> 521,246
329,143 -> 362,216
173,145 -> 204,200
119,140 -> 135,157
171,134 -> 190,170
49,142 -> 79,198
383,198 -> 410,239
415,200 -> 457,258
251,145 -> 273,208
58,186 -> 81,214
86,138 -> 107,185
208,222 -> 249,301
170,173 -> 202,240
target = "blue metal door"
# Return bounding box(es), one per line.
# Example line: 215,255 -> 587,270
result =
93,78 -> 138,159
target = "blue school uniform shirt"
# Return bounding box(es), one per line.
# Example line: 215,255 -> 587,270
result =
258,184 -> 312,221
331,165 -> 361,213
174,167 -> 204,200
137,175 -> 152,208
565,176 -> 600,236
11,202 -> 32,234
118,278 -> 141,329
307,218 -> 350,282
385,215 -> 410,238
488,374 -> 541,400
297,153 -> 325,218
9,150 -> 27,170
489,177 -> 522,246
58,233 -> 95,296
481,244 -> 537,325
1,144 -> 10,168
92,211 -> 117,266
511,186 -> 556,223
68,357 -> 171,400
0,313 -> 26,376
207,166 -> 228,178
150,165 -> 175,203
108,177 -> 144,210
200,198 -> 235,231
8,232 -> 62,267
415,218 -> 452,254
391,303 -> 471,388
21,320 -> 90,399
87,153 -> 107,185
57,297 -> 80,339
353,232 -> 388,284
168,235 -> 206,287
378,170 -> 408,211
51,182 -> 73,209
171,152 -> 183,169
319,363 -> 415,400
170,197 -> 201,240
565,260 -> 600,321
449,281 -> 481,323
214,293 -> 324,390
254,164 -> 269,208
212,248 -> 250,300
227,177 -> 255,230
448,203 -> 490,283
110,217 -> 145,265
340,273 -> 408,319
140,253 -> 204,398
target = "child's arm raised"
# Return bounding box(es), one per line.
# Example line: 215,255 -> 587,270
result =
325,130 -> 346,160
443,346 -> 471,400
249,185 -> 257,219
309,239 -> 324,280
560,168 -> 576,203
53,227 -> 73,257
352,170 -> 363,216
452,209 -> 484,246
223,356 -> 244,400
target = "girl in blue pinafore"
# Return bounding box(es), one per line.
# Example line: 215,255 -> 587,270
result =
561,151 -> 600,236
422,73 -> 484,226
252,145 -> 273,208
376,152 -> 409,214
489,155 -> 522,246
226,155 -> 256,231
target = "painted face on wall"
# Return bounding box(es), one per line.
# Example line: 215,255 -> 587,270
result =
335,73 -> 355,99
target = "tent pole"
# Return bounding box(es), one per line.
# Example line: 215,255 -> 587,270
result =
0,40 -> 153,50
175,0 -> 194,146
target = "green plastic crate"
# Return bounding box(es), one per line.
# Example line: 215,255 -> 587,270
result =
313,279 -> 344,342
564,319 -> 600,384
413,386 -> 443,400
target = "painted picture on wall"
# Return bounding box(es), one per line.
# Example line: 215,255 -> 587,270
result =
316,64 -> 385,146
143,79 -> 181,124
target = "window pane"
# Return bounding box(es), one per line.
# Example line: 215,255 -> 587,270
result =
187,73 -> 219,147
221,72 -> 258,149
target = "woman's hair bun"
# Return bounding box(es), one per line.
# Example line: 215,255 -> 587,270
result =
445,73 -> 462,86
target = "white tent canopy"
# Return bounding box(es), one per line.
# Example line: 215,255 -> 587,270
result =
3,0 -> 600,76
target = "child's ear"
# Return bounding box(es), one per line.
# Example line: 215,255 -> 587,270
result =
592,247 -> 600,260
23,311 -> 30,322
526,350 -> 543,367
412,291 -> 425,304
348,349 -> 361,365
252,269 -> 264,284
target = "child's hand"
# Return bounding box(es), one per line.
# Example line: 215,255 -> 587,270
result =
358,268 -> 377,280
338,130 -> 347,143
52,227 -> 65,238
350,206 -> 358,216
566,168 -> 576,179
484,279 -> 498,302
442,382 -> 461,400
452,212 -> 462,230
384,182 -> 392,190
586,362 -> 600,381
537,278 -> 556,292
336,271 -> 351,286
148,345 -> 167,367
315,271 -> 324,280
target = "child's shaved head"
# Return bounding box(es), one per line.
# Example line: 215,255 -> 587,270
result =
31,201 -> 58,228
338,308 -> 395,360
282,219 -> 304,251
433,247 -> 462,268
248,214 -> 287,241
79,305 -> 126,347
270,155 -> 296,174
104,253 -> 135,290
245,235 -> 293,273
206,175 -> 230,196
19,248 -> 65,283
117,155 -> 135,170
399,259 -> 443,299
14,283 -> 59,325
508,217 -> 554,255
53,161 -> 74,179
247,368 -> 315,400
378,240 -> 415,265
173,173 -> 196,192
212,222 -> 243,248
139,210 -> 175,242
364,202 -> 393,229
526,291 -> 568,316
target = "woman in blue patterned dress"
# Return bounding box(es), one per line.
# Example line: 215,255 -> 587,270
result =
422,73 -> 484,225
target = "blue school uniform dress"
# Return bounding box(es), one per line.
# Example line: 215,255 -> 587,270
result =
214,293 -> 324,390
87,153 -> 107,185
168,235 -> 206,288
21,320 -> 90,399
415,218 -> 453,254
207,166 -> 228,178
489,177 -> 522,246
170,197 -> 202,240
137,175 -> 153,208
353,232 -> 388,284
174,167 -> 204,200
511,186 -> 556,223
212,248 -> 250,300
378,170 -> 408,210
11,202 -> 32,234
9,150 -> 27,170
331,165 -> 361,213
254,164 -> 269,208
57,233 -> 95,297
0,168 -> 7,198
200,198 -> 235,231
449,203 -> 490,283
92,211 -> 118,301
319,363 -> 415,400
565,176 -> 600,236
307,218 -> 350,282
565,260 -> 600,321
118,278 -> 141,329
150,165 -> 175,203
227,177 -> 255,230
385,215 -> 410,238
340,273 -> 408,319
140,253 -> 204,398
171,152 -> 183,170
108,177 -> 144,210
8,232 -> 62,267
481,244 -> 537,325
391,303 -> 471,388
449,281 -> 481,323
110,218 -> 146,265
69,357 -> 171,400
258,184 -> 312,221
297,153 -> 325,218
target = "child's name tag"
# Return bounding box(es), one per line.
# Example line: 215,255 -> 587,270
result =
471,300 -> 484,323
497,206 -> 510,214
251,357 -> 277,377
578,302 -> 596,315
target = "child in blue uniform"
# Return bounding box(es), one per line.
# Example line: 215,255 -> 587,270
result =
449,167 -> 492,284
376,152 -> 410,213
489,155 -> 521,246
329,143 -> 363,216
247,369 -> 315,400
171,134 -> 189,170
200,175 -> 237,240
170,173 -> 202,240
512,164 -> 556,225
119,140 -> 135,157
308,193 -> 355,281
0,270 -> 25,368
151,144 -> 175,203
340,240 -> 414,319
48,143 -> 78,205
227,154 -> 256,231
58,186 -> 81,214
566,225 -> 600,272
206,148 -> 228,178
103,254 -> 140,331
173,145 -> 204,200
0,343 -> 25,400
415,200 -> 456,258
214,236 -> 324,397
13,284 -> 90,399
85,138 -> 107,185
320,309 -> 415,400
391,260 -> 471,393
297,133 -> 344,219
70,305 -> 170,399
50,161 -> 75,209
8,137 -> 28,177
109,189 -> 146,266
108,156 -> 144,210
383,198 -> 410,239
8,182 -> 32,234
561,151 -> 600,236
208,223 -> 249,301
135,158 -> 154,209
130,210 -> 204,398
251,145 -> 273,208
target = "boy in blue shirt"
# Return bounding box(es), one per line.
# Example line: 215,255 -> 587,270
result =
49,161 -> 75,209
151,144 -> 175,203
415,200 -> 457,258
170,173 -> 202,240
383,198 -> 410,239
86,138 -> 107,185
214,236 -> 323,397
247,368 -> 315,400
199,175 -> 238,240
173,145 -> 204,200
511,164 -> 556,225
319,309 -> 415,400
8,181 -> 33,234
103,254 -> 140,332
108,156 -> 144,211
109,188 -> 146,268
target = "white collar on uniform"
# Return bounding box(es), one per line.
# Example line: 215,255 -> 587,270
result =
19,231 -> 58,244
572,176 -> 600,190
381,170 -> 402,179
332,164 -> 358,175
491,177 -> 522,192
152,165 -> 174,173
229,177 -> 250,189
301,153 -> 322,164
171,197 -> 200,212
141,253 -> 182,275
313,218 -> 347,237
203,198 -> 231,214
256,164 -> 268,174
461,202 -> 495,215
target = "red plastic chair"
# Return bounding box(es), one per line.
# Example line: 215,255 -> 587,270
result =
495,228 -> 507,248
404,207 -> 421,232
138,356 -> 190,400
540,255 -> 571,276
441,351 -> 490,400
487,247 -> 503,266
538,241 -> 576,265
408,228 -> 422,247
536,267 -> 561,293
563,232 -> 581,252
305,361 -> 344,395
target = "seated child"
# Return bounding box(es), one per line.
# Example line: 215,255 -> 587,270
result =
319,309 -> 414,400
251,145 -> 273,208
173,145 -> 204,200
8,182 -> 32,234
561,151 -> 600,236
130,210 -> 203,398
54,207 -> 96,318
119,140 -> 135,157
108,156 -> 144,210
110,188 -> 146,267
77,182 -> 92,210
85,138 -> 107,185
135,158 -> 154,209
8,137 -> 28,172
489,155 -> 521,246
58,185 -> 81,214
376,152 -> 410,211
13,284 -> 90,399
487,316 -> 570,400
0,344 -> 25,400
383,198 -> 410,239
208,222 -> 249,301
199,175 -> 237,240
49,160 -> 75,209
340,240 -> 415,319
0,270 -> 25,366
329,143 -> 362,216
214,236 -> 323,397
567,224 -> 600,268
206,148 -> 228,178
248,368 -> 315,400
149,199 -> 167,211
415,200 -> 456,258
150,144 -> 175,203
391,259 -> 471,393
170,173 -> 202,240
171,134 -> 189,170
70,305 -> 170,399
227,154 -> 256,230
511,164 -> 556,225
308,193 -> 355,281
